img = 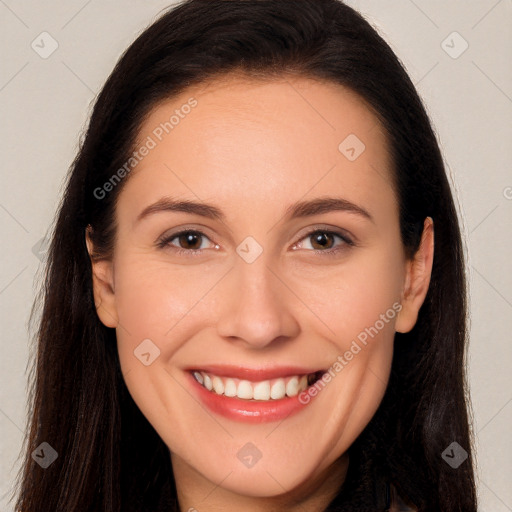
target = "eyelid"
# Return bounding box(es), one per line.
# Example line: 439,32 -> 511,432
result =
157,223 -> 356,259
293,224 -> 355,246
157,224 -> 217,242
291,228 -> 355,257
156,226 -> 219,253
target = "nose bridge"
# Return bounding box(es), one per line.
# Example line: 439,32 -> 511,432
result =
215,249 -> 300,348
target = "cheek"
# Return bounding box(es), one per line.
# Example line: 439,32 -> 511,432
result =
110,256 -> 203,431
111,256 -> 187,374
113,254 -> 210,336
111,252 -> 231,399
292,244 -> 404,343
290,245 -> 401,418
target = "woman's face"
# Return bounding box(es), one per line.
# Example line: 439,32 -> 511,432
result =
89,75 -> 432,501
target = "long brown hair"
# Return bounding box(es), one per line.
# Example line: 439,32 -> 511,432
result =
13,1 -> 477,510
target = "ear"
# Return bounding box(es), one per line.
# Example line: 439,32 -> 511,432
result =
395,217 -> 434,333
85,226 -> 119,328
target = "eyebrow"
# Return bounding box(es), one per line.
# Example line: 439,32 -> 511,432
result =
136,196 -> 373,224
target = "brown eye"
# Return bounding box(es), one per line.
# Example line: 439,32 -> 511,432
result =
309,231 -> 336,250
176,232 -> 203,250
157,229 -> 216,255
292,229 -> 354,257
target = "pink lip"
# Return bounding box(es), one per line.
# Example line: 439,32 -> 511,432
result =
186,366 -> 323,424
185,364 -> 321,381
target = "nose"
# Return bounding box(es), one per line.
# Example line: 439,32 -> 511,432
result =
215,255 -> 301,349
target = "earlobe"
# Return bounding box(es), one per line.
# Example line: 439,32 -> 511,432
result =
395,217 -> 434,333
85,227 -> 119,328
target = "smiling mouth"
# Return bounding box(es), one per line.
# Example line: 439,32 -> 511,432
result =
191,370 -> 325,401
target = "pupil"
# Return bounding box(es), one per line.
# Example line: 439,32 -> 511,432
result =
313,232 -> 332,250
181,233 -> 200,249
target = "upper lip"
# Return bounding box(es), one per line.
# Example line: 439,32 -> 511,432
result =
186,364 -> 325,381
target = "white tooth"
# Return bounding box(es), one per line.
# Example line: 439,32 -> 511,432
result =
299,375 -> 308,391
193,371 -> 203,385
237,380 -> 253,400
212,376 -> 224,395
253,380 -> 271,401
270,379 -> 286,400
224,378 -> 237,397
203,374 -> 213,391
285,376 -> 299,397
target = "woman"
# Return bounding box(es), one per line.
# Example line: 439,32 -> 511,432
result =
14,0 -> 477,510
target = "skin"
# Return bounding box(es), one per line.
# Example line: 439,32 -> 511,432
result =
87,74 -> 434,512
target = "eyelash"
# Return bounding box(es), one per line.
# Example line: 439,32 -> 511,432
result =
156,228 -> 355,258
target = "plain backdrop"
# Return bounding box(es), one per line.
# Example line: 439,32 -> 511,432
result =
1,1 -> 511,510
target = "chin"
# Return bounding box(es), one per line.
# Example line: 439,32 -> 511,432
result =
205,463 -> 315,498
189,439 -> 334,499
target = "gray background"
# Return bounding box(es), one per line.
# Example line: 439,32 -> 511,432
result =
1,1 -> 511,510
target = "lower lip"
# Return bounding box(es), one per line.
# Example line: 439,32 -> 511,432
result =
187,372 -> 317,423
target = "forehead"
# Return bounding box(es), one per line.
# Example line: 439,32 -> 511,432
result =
118,74 -> 396,224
